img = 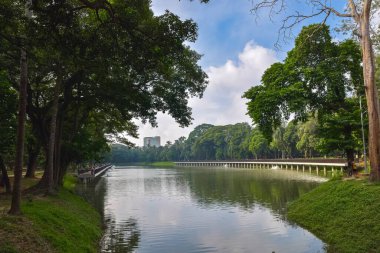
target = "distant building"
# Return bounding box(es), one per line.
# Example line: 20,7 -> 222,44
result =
143,136 -> 161,147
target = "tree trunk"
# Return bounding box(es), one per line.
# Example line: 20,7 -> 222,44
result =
25,144 -> 40,178
346,148 -> 355,176
0,156 -> 12,194
46,73 -> 62,194
360,11 -> 380,181
53,114 -> 63,187
9,49 -> 28,215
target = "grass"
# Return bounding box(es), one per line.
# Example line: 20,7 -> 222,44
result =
0,174 -> 102,253
143,161 -> 175,167
112,161 -> 175,167
287,179 -> 380,253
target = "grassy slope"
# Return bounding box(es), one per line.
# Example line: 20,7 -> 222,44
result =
288,179 -> 380,253
0,175 -> 102,253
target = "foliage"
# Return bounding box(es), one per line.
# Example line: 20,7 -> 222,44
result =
249,128 -> 269,159
288,180 -> 380,253
296,116 -> 319,158
0,71 -> 17,157
107,123 -> 256,163
316,98 -> 367,157
243,24 -> 364,162
0,0 -> 208,190
108,120 -> 333,163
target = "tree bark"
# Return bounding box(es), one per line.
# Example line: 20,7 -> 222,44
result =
53,114 -> 63,187
25,144 -> 40,178
0,156 -> 12,194
359,4 -> 380,181
46,72 -> 62,194
9,49 -> 28,215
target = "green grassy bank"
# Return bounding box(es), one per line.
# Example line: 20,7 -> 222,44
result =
288,179 -> 380,253
0,175 -> 102,253
143,161 -> 175,167
112,161 -> 175,167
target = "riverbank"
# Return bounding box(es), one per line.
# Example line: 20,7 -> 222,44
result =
143,161 -> 174,167
287,179 -> 380,253
0,175 -> 102,253
112,161 -> 175,167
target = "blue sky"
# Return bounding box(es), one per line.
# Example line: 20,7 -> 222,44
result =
131,0 -> 349,146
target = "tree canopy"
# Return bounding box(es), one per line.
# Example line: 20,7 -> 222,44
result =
0,0 -> 208,212
243,24 -> 365,164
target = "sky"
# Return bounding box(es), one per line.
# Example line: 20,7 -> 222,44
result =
130,0 -> 347,146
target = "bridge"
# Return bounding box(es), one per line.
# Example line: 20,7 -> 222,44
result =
175,159 -> 347,176
78,164 -> 113,183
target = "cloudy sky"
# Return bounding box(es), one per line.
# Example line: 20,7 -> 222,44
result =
130,0 -> 346,146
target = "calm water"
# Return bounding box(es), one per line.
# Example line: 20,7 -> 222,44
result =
79,166 -> 327,253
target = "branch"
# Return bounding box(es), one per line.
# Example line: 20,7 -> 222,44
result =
347,0 -> 361,23
363,0 -> 372,17
275,9 -> 325,48
310,0 -> 353,18
250,0 -> 359,49
76,0 -> 114,17
251,0 -> 286,19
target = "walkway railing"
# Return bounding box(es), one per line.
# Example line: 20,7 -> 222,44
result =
78,164 -> 113,183
175,159 -> 347,176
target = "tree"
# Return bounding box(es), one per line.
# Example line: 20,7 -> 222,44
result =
186,124 -> 214,159
8,0 -> 31,213
0,0 -> 208,214
317,98 -> 367,166
283,121 -> 300,158
199,0 -> 380,179
270,125 -> 287,159
0,71 -> 17,194
249,128 -> 270,159
244,24 -> 363,164
296,117 -> 319,158
245,0 -> 379,180
25,130 -> 40,178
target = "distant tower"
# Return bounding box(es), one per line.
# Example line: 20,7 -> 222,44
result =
143,136 -> 161,147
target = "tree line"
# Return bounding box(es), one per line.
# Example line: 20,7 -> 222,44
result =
107,115 -> 365,163
109,23 -> 377,166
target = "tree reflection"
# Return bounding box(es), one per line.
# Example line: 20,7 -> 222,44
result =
75,177 -> 107,217
182,169 -> 319,215
101,218 -> 140,253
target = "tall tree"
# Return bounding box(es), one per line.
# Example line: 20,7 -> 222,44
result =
9,47 -> 28,214
317,98 -> 367,166
0,71 -> 17,194
200,0 -> 380,179
247,0 -> 379,180
28,0 -> 206,189
0,0 -> 207,204
249,128 -> 270,159
244,25 -> 363,165
296,117 -> 319,158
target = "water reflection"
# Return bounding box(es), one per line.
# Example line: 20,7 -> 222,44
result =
86,167 -> 326,253
76,177 -> 107,217
101,218 -> 140,253
183,168 -> 324,215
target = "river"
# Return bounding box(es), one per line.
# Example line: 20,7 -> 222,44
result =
78,166 -> 327,253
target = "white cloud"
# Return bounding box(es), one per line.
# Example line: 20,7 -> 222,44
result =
151,0 -> 284,67
131,42 -> 278,146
